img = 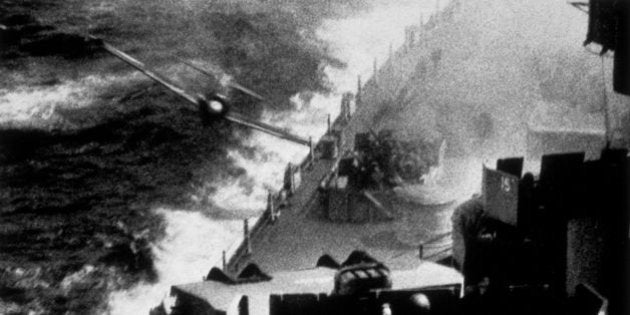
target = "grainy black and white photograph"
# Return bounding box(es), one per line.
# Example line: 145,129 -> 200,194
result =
0,0 -> 628,314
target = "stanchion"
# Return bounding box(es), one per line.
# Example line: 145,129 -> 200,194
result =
309,137 -> 315,166
356,75 -> 362,108
268,191 -> 277,223
373,58 -> 378,83
222,250 -> 227,271
327,114 -> 331,134
244,219 -> 251,255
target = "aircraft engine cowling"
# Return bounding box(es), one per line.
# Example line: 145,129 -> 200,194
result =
198,94 -> 230,125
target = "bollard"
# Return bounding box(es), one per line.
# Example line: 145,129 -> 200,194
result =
418,243 -> 424,259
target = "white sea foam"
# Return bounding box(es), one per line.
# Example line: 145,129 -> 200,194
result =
107,2 -> 437,314
0,74 -> 140,125
107,209 -> 240,314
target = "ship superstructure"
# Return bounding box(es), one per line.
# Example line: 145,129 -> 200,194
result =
157,0 -> 629,314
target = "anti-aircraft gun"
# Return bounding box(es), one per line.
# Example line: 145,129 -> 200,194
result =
353,129 -> 443,188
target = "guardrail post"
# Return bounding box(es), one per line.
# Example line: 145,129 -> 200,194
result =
309,137 -> 315,166
418,243 -> 424,260
222,250 -> 227,270
373,58 -> 378,83
356,75 -> 362,108
285,162 -> 294,193
433,0 -> 441,26
341,93 -> 353,121
268,191 -> 277,222
327,114 -> 331,134
244,219 -> 251,255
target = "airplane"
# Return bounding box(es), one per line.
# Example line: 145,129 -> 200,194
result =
91,36 -> 311,147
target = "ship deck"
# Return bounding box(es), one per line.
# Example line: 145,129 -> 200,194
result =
222,93 -> 480,273
170,148 -> 474,312
167,37 -> 482,314
231,157 -> 475,274
218,76 -> 483,272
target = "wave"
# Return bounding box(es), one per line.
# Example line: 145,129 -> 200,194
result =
106,1 -> 431,314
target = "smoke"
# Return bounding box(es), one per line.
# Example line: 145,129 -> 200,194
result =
374,0 -> 620,160
9,0 -> 602,313
106,1 -> 432,314
0,1 -> 392,313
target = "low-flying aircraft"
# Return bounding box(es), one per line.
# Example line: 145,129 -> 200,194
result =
92,36 -> 310,147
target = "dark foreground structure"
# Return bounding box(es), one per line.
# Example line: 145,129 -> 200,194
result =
159,148 -> 627,315
453,149 -> 628,315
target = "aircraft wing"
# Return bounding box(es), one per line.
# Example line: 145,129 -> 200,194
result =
97,38 -> 310,147
226,111 -> 310,146
99,40 -> 198,105
176,57 -> 266,101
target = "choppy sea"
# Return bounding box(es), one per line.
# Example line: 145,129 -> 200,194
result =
0,0 -> 440,313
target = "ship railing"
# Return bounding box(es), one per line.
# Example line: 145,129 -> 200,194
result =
250,16 -> 426,226
219,16 -> 437,273
221,101 -> 353,274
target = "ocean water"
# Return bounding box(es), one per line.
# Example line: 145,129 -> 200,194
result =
0,1 -> 444,314
108,2 -> 440,314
